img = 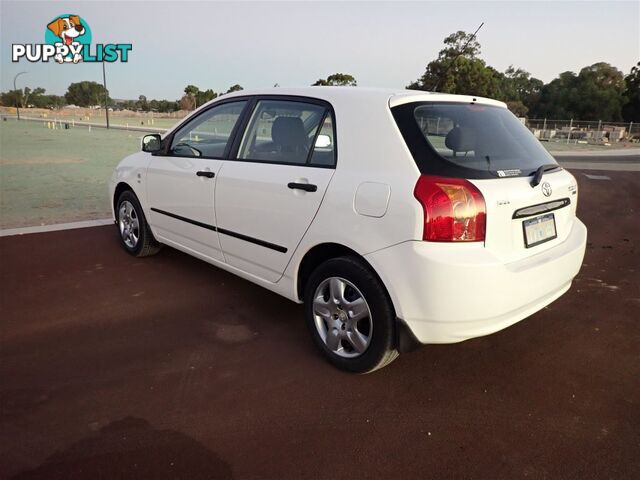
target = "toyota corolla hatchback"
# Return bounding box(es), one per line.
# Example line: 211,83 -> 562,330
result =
110,87 -> 587,373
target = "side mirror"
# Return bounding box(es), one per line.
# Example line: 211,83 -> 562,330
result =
142,134 -> 162,153
315,134 -> 332,148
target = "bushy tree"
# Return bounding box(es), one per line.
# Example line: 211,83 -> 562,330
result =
65,81 -> 108,107
183,85 -> 217,108
0,89 -> 23,107
533,63 -> 627,120
40,95 -> 66,109
226,84 -> 243,93
437,30 -> 482,59
313,73 -> 357,86
622,62 -> 640,122
158,100 -> 179,112
0,87 -> 47,108
408,31 -> 506,99
137,95 -> 149,111
505,100 -> 529,117
501,66 -> 544,111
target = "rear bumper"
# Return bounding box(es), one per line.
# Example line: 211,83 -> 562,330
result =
365,218 -> 587,344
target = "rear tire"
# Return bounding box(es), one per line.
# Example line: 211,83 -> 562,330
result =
116,190 -> 161,257
304,256 -> 399,373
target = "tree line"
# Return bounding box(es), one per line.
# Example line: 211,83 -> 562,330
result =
0,83 -> 247,114
1,31 -> 638,121
406,31 -> 638,122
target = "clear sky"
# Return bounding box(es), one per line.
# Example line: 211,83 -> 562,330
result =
1,0 -> 638,100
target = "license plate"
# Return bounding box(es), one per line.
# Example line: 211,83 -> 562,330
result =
523,213 -> 557,248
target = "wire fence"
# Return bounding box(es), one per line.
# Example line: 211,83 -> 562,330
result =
525,118 -> 638,144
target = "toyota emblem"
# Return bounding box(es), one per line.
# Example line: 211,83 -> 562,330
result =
541,182 -> 552,197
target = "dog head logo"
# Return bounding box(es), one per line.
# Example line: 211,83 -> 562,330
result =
48,16 -> 85,45
45,14 -> 92,63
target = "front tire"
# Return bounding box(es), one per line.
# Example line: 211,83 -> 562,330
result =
116,190 -> 161,257
304,256 -> 399,373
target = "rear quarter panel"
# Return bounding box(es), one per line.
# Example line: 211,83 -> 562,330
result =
283,94 -> 424,294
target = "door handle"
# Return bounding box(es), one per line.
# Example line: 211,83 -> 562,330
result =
196,171 -> 215,178
288,182 -> 317,192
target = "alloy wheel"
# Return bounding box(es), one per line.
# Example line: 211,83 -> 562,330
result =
312,277 -> 373,358
118,200 -> 140,249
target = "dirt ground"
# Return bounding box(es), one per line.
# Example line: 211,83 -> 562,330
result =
0,171 -> 638,479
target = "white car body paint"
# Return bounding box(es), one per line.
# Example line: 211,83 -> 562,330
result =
354,182 -> 391,218
109,87 -> 587,345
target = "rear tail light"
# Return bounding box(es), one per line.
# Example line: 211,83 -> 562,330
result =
414,175 -> 486,242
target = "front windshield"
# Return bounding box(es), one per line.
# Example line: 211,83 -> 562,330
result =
412,103 -> 557,177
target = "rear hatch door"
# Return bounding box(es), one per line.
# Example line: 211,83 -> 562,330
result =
471,168 -> 578,263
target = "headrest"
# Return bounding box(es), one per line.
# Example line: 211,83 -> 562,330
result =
445,126 -> 476,152
272,117 -> 307,148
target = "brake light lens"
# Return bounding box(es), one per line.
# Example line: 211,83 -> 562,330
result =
414,175 -> 486,242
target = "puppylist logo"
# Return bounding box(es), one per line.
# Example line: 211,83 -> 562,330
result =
12,14 -> 132,64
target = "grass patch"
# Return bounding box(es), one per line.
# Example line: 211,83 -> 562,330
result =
0,120 -> 141,228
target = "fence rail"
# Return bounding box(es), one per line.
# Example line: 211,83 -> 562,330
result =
525,118 -> 638,143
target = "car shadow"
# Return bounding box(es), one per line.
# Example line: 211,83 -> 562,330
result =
12,417 -> 233,480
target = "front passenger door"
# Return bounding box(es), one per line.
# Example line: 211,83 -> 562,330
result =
146,100 -> 247,262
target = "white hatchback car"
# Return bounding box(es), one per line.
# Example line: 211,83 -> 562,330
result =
110,87 -> 587,373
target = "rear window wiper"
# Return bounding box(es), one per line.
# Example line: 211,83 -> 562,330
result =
530,164 -> 561,188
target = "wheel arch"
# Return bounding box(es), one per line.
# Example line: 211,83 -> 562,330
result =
296,243 -> 392,307
296,242 -> 420,354
113,181 -> 135,213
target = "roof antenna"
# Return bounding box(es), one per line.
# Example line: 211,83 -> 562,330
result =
432,22 -> 484,92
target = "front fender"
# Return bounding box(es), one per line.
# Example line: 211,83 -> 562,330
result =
110,151 -> 153,219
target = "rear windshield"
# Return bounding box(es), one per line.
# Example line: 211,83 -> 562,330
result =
392,102 -> 558,179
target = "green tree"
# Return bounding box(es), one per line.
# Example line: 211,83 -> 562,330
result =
40,95 -> 66,109
116,99 -> 137,111
183,85 -> 217,108
532,71 -> 578,119
505,100 -> 529,117
136,94 -> 149,111
313,73 -> 357,86
65,81 -> 108,107
408,31 -> 504,98
226,84 -> 244,93
196,89 -> 216,106
534,63 -> 627,121
575,62 -> 626,121
502,66 -> 544,113
157,99 -> 179,112
184,85 -> 199,96
0,89 -> 23,108
23,87 -> 45,107
437,30 -> 481,59
622,62 -> 640,122
0,87 -> 47,108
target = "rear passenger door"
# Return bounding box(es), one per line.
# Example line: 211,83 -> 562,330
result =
215,97 -> 336,282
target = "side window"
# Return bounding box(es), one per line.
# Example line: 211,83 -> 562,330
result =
309,113 -> 336,167
238,100 -> 327,165
170,101 -> 246,158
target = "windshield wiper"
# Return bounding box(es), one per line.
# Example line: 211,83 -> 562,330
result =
530,164 -> 561,188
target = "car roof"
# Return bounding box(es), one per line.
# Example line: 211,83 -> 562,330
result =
219,87 -> 507,109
